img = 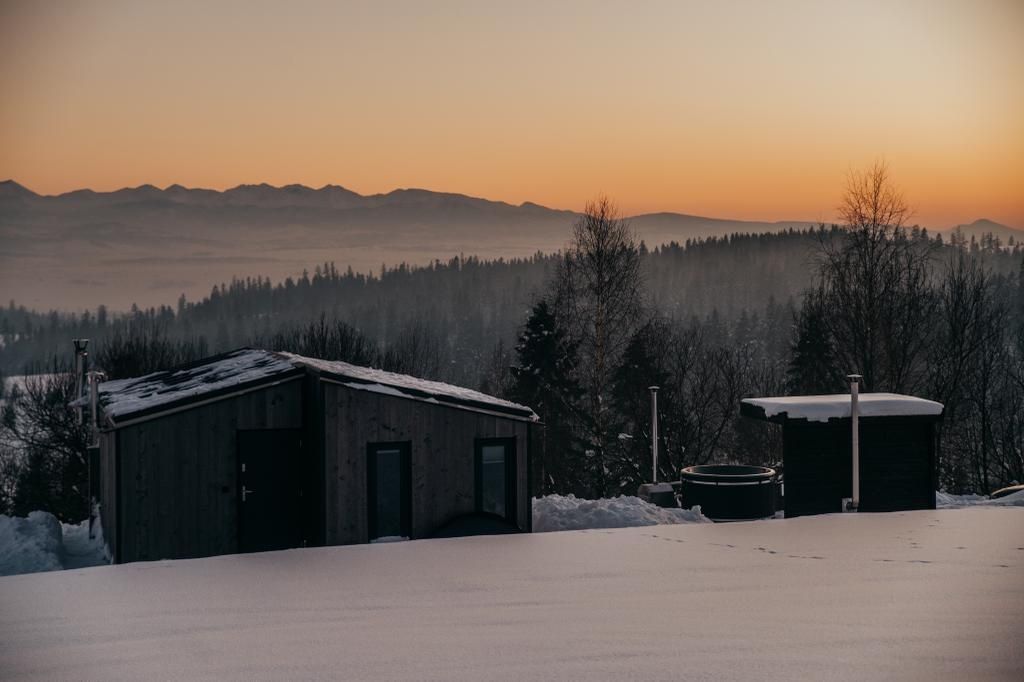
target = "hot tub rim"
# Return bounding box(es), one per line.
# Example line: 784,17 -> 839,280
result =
680,464 -> 777,484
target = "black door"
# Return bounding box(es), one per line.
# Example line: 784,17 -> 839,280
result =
238,429 -> 302,553
367,442 -> 411,541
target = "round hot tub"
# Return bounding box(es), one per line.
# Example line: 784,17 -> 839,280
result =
679,464 -> 777,520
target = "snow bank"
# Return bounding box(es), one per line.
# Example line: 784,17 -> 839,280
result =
0,510 -> 110,577
0,511 -> 64,576
937,489 -> 1024,508
61,516 -> 110,570
532,494 -> 710,532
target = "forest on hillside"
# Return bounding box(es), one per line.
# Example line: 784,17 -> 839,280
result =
1,169 -> 1023,517
1,226 -> 1019,382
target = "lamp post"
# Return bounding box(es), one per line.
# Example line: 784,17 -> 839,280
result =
847,373 -> 862,512
73,339 -> 89,424
649,386 -> 660,483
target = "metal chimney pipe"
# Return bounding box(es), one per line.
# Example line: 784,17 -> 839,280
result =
73,339 -> 89,423
88,370 -> 105,447
649,386 -> 660,483
848,373 -> 862,511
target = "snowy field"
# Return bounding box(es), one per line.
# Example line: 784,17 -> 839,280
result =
1,507 -> 1021,681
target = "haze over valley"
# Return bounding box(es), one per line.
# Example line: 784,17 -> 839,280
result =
2,179 -> 1017,312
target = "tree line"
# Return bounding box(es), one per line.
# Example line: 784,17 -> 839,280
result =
505,166 -> 1023,499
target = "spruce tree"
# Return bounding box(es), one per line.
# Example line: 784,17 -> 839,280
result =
609,321 -> 671,491
787,294 -> 844,395
510,300 -> 585,496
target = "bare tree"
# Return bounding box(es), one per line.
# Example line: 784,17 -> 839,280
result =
553,196 -> 644,495
815,162 -> 937,391
0,363 -> 90,520
837,160 -> 912,235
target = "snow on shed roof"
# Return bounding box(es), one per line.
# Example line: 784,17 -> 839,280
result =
97,348 -> 538,425
741,393 -> 943,423
98,349 -> 302,423
279,352 -> 538,420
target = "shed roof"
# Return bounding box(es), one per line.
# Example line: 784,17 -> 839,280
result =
280,352 -> 537,420
740,393 -> 943,424
98,348 -> 538,426
97,349 -> 303,424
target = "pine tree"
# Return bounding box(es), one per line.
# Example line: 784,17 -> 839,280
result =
787,294 -> 844,395
609,321 -> 671,491
510,300 -> 585,496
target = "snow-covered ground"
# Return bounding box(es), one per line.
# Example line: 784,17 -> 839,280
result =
3,490 -> 1019,577
1,507 -> 1021,681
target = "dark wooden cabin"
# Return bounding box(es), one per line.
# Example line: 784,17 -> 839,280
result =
95,349 -> 538,563
740,393 -> 943,517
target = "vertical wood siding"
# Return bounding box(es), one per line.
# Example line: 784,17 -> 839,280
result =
110,380 -> 303,563
783,416 -> 936,517
322,382 -> 530,545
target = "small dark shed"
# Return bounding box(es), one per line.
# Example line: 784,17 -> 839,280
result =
94,349 -> 538,563
740,393 -> 943,517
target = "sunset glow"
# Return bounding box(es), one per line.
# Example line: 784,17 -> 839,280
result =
1,0 -> 1022,227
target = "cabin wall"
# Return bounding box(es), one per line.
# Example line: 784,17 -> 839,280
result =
783,416 -> 936,517
98,430 -> 118,561
322,382 -> 530,545
109,379 -> 303,563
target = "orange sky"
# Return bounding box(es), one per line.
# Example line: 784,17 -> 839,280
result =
1,0 -> 1022,228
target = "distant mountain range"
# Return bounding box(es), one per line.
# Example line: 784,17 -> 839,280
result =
949,218 -> 1024,244
0,179 -> 1019,311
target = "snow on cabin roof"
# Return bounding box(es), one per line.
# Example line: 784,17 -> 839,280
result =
97,348 -> 538,425
278,352 -> 538,420
98,349 -> 302,423
741,392 -> 943,423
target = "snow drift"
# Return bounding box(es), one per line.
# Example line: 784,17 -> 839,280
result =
532,494 -> 710,532
0,512 -> 64,576
937,489 -> 1024,508
0,510 -> 109,577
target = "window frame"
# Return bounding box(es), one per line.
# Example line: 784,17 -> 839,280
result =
474,437 -> 517,522
366,440 -> 412,541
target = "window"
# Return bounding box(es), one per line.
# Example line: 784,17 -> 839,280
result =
475,438 -> 515,520
367,442 -> 411,541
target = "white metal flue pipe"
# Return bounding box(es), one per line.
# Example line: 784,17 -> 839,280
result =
848,374 -> 862,511
649,386 -> 660,483
88,370 -> 105,447
73,339 -> 88,424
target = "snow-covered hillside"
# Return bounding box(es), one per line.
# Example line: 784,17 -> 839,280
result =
1,507 -> 1021,680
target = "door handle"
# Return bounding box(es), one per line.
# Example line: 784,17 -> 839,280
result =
242,486 -> 256,502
